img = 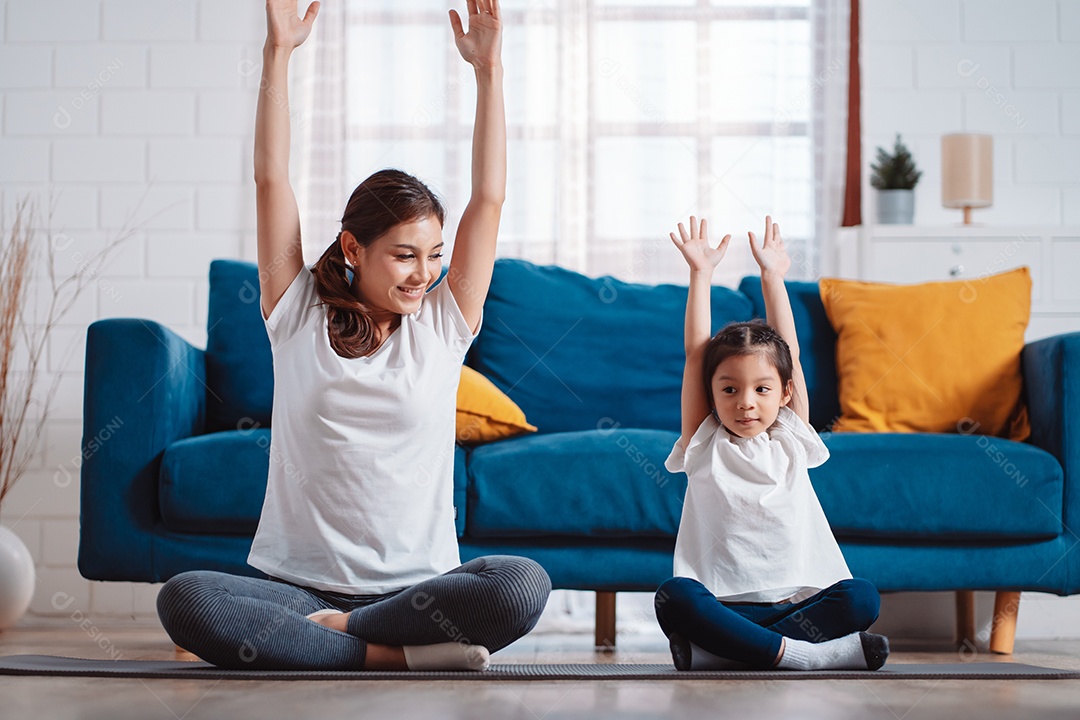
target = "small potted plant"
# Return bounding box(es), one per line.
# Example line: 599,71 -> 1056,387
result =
870,134 -> 922,224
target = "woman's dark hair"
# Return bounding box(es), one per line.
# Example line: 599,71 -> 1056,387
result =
311,168 -> 446,359
702,320 -> 796,413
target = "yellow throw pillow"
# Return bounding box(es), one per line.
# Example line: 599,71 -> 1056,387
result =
819,267 -> 1031,440
457,365 -> 538,444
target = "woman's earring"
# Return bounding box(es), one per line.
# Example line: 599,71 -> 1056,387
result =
344,257 -> 355,285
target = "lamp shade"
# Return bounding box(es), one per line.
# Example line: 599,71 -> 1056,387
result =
941,133 -> 993,209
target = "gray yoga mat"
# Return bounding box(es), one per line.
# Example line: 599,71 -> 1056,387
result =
1,655 -> 1078,680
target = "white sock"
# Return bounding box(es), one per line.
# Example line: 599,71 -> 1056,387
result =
688,642 -> 750,670
401,642 -> 490,671
776,632 -> 889,671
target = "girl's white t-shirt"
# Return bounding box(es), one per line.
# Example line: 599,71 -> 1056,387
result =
246,265 -> 479,594
665,406 -> 852,604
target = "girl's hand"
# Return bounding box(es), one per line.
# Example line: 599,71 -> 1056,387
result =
748,215 -> 791,278
670,216 -> 731,273
450,0 -> 503,70
265,0 -> 320,50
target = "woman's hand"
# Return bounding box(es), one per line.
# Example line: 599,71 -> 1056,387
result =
449,0 -> 503,70
265,0 -> 320,51
748,215 -> 791,278
670,216 -> 731,274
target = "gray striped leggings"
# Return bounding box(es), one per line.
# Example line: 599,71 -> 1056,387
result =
157,555 -> 551,670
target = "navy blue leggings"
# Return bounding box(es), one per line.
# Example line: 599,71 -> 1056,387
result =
654,577 -> 881,669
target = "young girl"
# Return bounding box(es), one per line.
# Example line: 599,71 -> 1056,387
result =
156,0 -> 550,671
654,215 -> 889,671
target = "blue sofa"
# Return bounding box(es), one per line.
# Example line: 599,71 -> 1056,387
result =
79,258 -> 1080,651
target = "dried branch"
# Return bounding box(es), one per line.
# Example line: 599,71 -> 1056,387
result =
0,192 -> 149,517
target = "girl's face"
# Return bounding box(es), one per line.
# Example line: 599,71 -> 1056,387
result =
710,352 -> 792,438
344,215 -> 445,318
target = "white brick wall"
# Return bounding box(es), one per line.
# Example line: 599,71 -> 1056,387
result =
53,44 -> 147,88
101,91 -> 196,136
1,0 -> 262,624
149,45 -> 246,89
99,186 -> 194,231
1063,2 -> 1080,41
963,0 -> 1057,42
52,138 -> 145,182
0,46 -> 52,88
864,0 -> 1080,227
863,0 -> 1080,638
101,0 -> 197,43
3,0 -> 1079,638
7,1 -> 100,43
6,90 -> 101,135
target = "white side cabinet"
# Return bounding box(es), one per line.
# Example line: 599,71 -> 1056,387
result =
860,226 -> 1080,342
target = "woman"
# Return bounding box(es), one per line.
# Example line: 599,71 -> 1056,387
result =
157,0 -> 550,671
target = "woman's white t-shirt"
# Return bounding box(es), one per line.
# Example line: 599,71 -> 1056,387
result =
665,406 -> 852,604
247,266 -> 479,594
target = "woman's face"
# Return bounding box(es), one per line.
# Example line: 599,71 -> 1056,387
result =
710,352 -> 792,438
344,215 -> 444,317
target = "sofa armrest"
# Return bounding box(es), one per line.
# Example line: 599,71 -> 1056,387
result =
1022,332 -> 1080,576
78,319 -> 206,582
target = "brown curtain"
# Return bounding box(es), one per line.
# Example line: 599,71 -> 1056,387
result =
841,0 -> 861,227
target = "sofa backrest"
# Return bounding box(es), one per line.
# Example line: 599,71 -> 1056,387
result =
205,259 -> 274,433
201,258 -> 841,436
466,259 -> 755,435
738,277 -> 841,431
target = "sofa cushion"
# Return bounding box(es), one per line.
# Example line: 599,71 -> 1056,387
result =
159,430 -> 272,534
812,433 -> 1063,540
819,268 -> 1031,440
205,260 -> 274,433
466,428 -> 686,538
738,276 -> 841,432
160,431 -> 471,537
457,365 -> 538,444
467,259 -> 754,435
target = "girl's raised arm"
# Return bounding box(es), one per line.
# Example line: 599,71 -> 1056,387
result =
254,0 -> 319,320
670,217 -> 732,446
749,216 -> 811,426
446,0 -> 505,334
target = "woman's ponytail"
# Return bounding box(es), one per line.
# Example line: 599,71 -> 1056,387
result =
311,237 -> 379,359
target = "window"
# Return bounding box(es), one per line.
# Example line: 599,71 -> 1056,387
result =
312,0 -> 834,286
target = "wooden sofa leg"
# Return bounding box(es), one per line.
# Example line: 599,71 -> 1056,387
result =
595,591 -> 617,650
955,591 -> 976,647
989,591 -> 1021,655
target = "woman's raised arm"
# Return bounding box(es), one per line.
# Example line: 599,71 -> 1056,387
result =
254,0 -> 319,320
446,0 -> 505,334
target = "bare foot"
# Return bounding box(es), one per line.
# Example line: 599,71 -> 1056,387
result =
307,609 -> 350,632
305,610 -> 407,670
363,643 -> 408,670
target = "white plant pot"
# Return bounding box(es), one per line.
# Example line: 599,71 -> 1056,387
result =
0,524 -> 35,630
876,189 -> 915,224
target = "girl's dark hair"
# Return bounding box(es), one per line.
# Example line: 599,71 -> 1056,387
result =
310,168 -> 446,359
702,320 -> 796,412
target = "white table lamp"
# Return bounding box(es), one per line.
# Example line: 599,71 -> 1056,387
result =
941,133 -> 993,225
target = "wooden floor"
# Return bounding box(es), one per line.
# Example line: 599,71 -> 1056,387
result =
2,622 -> 1080,719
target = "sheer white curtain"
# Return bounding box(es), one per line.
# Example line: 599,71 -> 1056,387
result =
295,0 -> 853,284
293,0 -> 852,634
813,0 -> 854,277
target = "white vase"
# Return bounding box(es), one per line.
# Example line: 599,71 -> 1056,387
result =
0,524 -> 35,630
876,189 -> 915,224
